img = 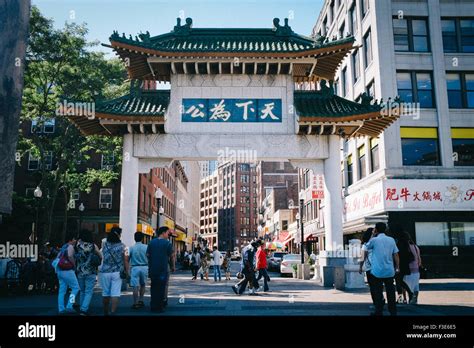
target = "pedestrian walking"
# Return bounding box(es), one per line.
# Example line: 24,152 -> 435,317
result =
146,226 -> 175,313
223,251 -> 232,280
255,243 -> 270,292
129,232 -> 149,310
75,229 -> 102,316
231,240 -> 260,295
201,248 -> 211,281
359,228 -> 378,305
55,231 -> 80,315
364,222 -> 400,316
212,246 -> 222,282
190,248 -> 201,280
99,227 -> 129,316
403,233 -> 422,304
391,224 -> 414,304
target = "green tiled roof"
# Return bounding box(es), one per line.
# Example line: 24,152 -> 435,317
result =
109,17 -> 354,54
96,89 -> 169,116
294,84 -> 382,118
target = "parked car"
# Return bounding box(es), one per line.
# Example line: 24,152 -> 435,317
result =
267,251 -> 288,272
280,254 -> 301,276
231,248 -> 241,261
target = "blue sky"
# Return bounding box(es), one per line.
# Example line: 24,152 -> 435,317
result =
32,0 -> 324,56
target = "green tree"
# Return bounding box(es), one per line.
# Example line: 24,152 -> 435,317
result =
18,6 -> 128,244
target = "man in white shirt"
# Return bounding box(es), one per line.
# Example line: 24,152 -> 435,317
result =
212,246 -> 221,282
365,222 -> 400,316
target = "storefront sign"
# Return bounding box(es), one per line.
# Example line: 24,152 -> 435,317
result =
182,98 -> 282,123
343,179 -> 474,222
384,179 -> 474,211
343,181 -> 384,222
312,174 -> 325,200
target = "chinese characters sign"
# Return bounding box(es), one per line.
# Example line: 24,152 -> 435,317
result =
343,179 -> 474,222
182,99 -> 282,123
312,174 -> 325,200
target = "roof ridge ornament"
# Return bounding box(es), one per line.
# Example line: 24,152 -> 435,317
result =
273,18 -> 293,36
174,17 -> 193,36
360,92 -> 373,106
319,79 -> 334,96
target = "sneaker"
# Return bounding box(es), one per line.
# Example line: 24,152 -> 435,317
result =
231,285 -> 238,295
255,287 -> 262,293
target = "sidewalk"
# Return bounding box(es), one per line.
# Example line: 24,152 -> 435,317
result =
0,270 -> 472,316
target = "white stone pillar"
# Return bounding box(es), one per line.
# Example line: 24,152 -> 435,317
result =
323,135 -> 344,251
119,134 -> 139,247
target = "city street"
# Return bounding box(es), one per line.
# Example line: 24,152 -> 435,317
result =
0,262 -> 473,316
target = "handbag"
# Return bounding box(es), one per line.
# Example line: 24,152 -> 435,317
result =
57,247 -> 74,271
105,243 -> 127,279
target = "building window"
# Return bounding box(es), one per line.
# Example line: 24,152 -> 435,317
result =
442,18 -> 474,53
363,29 -> 373,68
350,4 -> 357,34
347,154 -> 353,186
416,222 -> 474,246
28,153 -> 39,171
99,188 -> 113,209
342,66 -> 349,97
241,175 -> 249,183
366,79 -> 375,98
370,138 -> 380,172
361,0 -> 369,19
397,71 -> 434,108
393,17 -> 429,52
339,21 -> 345,39
352,49 -> 360,82
329,0 -> 335,25
358,145 -> 366,179
452,128 -> 474,166
446,72 -> 474,109
101,154 -> 115,170
31,118 -> 55,134
400,127 -> 440,166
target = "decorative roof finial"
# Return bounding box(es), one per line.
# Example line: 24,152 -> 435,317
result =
174,17 -> 193,35
273,18 -> 293,36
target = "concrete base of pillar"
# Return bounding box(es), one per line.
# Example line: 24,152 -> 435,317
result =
317,256 -> 346,288
344,264 -> 367,289
298,264 -> 312,280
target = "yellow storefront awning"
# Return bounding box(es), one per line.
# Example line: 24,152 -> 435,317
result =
175,231 -> 187,242
137,223 -> 154,236
105,223 -> 120,233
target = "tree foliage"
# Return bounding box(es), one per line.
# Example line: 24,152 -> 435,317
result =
18,6 -> 128,244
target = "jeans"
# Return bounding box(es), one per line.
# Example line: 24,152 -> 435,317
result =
57,270 -> 80,313
237,269 -> 258,294
256,268 -> 269,291
371,275 -> 397,315
191,265 -> 198,278
150,273 -> 168,311
77,274 -> 96,312
214,265 -> 221,281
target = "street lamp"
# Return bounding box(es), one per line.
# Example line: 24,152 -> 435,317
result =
155,188 -> 163,229
33,186 -> 42,244
78,202 -> 85,230
299,190 -> 305,265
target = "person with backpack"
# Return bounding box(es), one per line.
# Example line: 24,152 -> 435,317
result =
75,229 -> 102,316
190,248 -> 201,280
99,227 -> 129,316
56,231 -> 80,315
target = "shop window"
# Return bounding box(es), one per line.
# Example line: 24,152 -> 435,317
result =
416,222 -> 474,246
401,127 -> 440,166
